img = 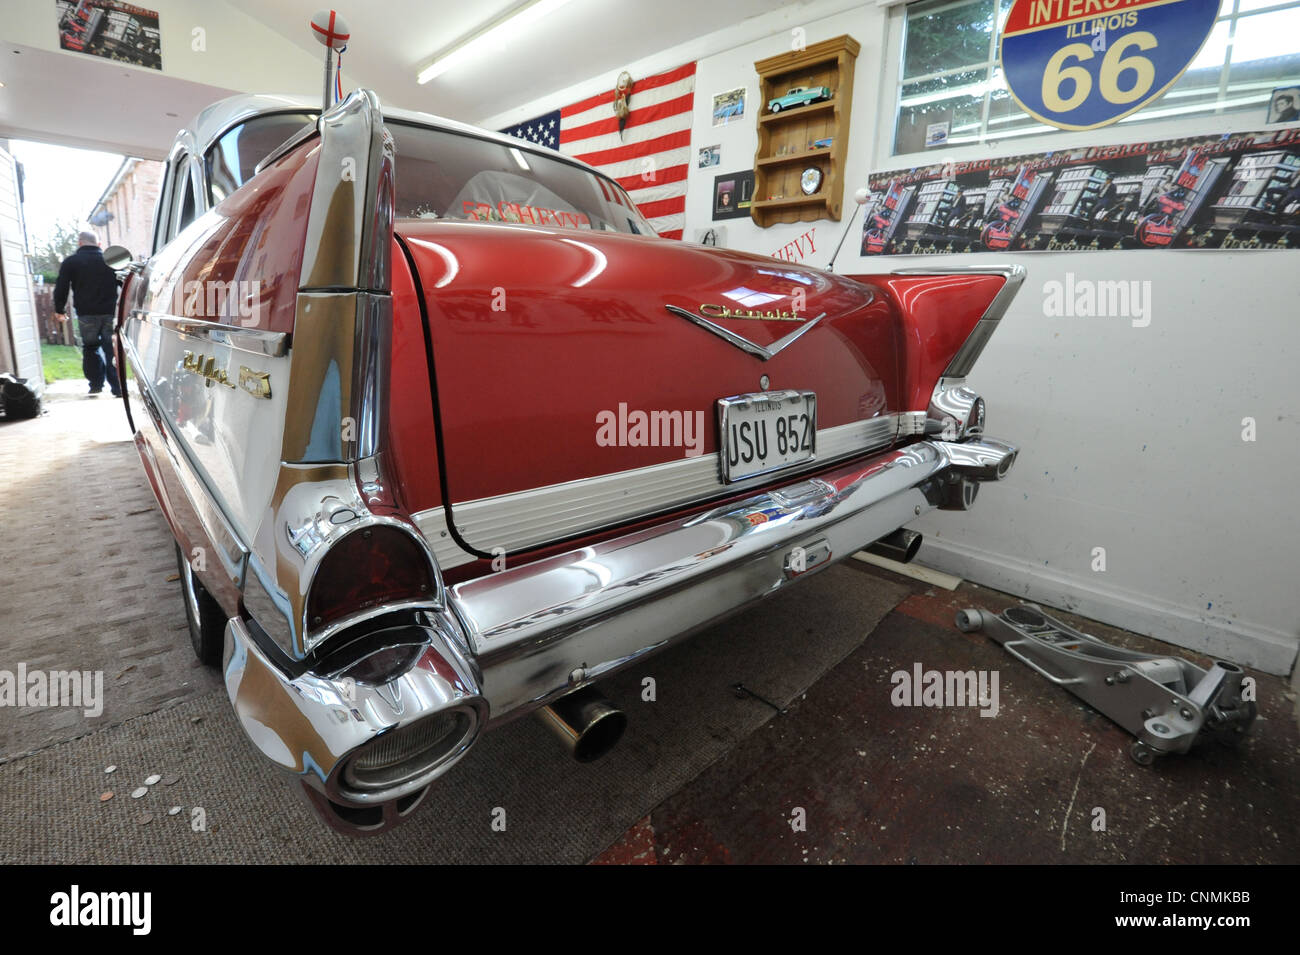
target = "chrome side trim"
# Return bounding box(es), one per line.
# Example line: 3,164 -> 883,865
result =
891,264 -> 1025,377
664,305 -> 827,361
152,315 -> 288,357
411,415 -> 901,557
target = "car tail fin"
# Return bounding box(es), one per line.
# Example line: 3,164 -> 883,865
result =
845,265 -> 1024,411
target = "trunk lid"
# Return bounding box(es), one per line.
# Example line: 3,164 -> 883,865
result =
397,221 -> 903,554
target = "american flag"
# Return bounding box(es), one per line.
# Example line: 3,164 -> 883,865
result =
500,62 -> 696,239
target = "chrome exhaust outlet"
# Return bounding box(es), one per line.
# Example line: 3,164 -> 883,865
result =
538,686 -> 627,763
864,528 -> 923,563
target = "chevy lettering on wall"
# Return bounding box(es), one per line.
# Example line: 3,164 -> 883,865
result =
1000,0 -> 1219,130
861,127 -> 1300,254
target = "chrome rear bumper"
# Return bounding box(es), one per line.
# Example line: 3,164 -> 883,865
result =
223,436 -> 1016,826
459,436 -> 1017,717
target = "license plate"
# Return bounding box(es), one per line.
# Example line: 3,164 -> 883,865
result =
717,390 -> 816,483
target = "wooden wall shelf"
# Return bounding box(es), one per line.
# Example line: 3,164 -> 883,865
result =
751,34 -> 859,228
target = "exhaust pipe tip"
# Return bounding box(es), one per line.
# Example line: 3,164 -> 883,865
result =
539,685 -> 627,763
865,528 -> 923,564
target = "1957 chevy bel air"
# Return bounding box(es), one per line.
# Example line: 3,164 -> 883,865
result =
110,87 -> 1023,834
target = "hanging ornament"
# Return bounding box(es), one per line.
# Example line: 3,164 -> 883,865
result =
613,71 -> 634,140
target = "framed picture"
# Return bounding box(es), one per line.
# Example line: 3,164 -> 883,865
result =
713,170 -> 754,220
56,0 -> 162,71
1267,87 -> 1300,124
694,226 -> 727,247
712,87 -> 746,126
698,144 -> 721,168
925,121 -> 950,147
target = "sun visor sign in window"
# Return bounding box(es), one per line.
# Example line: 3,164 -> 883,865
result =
451,171 -> 593,229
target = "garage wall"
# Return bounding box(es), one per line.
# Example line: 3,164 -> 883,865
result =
503,1 -> 1300,674
0,144 -> 42,394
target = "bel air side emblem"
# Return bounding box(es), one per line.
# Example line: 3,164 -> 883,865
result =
664,305 -> 827,361
182,351 -> 272,399
182,351 -> 235,389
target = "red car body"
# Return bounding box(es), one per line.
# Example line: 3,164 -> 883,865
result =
112,90 -> 1023,833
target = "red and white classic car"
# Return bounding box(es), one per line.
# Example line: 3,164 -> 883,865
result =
109,84 -> 1023,834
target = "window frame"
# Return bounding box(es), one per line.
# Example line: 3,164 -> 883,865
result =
884,0 -> 1300,165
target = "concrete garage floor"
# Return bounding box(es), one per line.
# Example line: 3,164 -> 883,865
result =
1,385 -> 1297,864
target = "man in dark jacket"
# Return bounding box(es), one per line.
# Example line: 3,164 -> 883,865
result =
54,231 -> 121,397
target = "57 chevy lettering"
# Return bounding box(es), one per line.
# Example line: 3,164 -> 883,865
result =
109,84 -> 1023,834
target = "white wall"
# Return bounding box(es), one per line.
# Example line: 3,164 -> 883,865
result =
0,145 -> 43,393
481,0 -> 1300,676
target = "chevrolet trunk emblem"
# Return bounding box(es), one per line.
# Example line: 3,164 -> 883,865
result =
664,305 -> 827,361
699,304 -> 804,322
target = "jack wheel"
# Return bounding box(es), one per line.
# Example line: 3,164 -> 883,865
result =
1130,741 -> 1156,766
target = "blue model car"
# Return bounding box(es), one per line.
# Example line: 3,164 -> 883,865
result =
768,85 -> 831,113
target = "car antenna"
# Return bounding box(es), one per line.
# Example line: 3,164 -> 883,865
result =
310,8 -> 351,110
826,187 -> 870,274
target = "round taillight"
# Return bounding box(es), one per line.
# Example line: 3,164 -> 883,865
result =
306,526 -> 434,637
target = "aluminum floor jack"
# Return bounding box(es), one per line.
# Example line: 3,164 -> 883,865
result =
955,604 -> 1256,764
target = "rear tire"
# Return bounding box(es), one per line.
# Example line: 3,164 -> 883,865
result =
176,544 -> 225,666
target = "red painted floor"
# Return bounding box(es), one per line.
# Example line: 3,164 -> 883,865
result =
591,564 -> 1300,864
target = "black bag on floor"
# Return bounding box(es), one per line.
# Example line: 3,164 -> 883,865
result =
0,373 -> 42,420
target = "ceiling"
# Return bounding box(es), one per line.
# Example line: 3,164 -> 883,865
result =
0,0 -> 804,159
225,0 -> 802,121
0,44 -> 235,160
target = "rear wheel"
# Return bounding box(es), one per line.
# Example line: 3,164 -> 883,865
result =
175,544 -> 225,666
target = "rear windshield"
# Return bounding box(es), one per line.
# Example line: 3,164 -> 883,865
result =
388,121 -> 652,235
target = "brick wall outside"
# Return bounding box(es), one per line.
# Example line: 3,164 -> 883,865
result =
94,159 -> 163,259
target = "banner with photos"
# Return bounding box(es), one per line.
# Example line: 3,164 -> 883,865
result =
860,127 -> 1300,255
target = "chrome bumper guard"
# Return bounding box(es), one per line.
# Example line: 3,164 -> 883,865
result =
223,607 -> 488,826
224,436 -> 1016,816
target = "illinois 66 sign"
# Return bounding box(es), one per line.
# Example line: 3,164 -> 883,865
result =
1000,0 -> 1219,130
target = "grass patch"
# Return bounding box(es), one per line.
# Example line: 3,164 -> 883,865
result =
41,343 -> 83,382
41,341 -> 134,384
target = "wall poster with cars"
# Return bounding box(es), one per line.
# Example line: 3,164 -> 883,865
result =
55,0 -> 162,71
860,126 -> 1300,255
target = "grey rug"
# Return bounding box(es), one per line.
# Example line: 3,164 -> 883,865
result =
0,565 -> 908,863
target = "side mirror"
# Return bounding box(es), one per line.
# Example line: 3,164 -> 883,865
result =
103,245 -> 134,270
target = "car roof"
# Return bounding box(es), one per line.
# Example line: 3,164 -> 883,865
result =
176,92 -> 589,170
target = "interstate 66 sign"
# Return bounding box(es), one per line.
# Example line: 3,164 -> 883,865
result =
1000,0 -> 1219,130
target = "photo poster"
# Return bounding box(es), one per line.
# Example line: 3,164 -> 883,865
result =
56,0 -> 162,71
712,87 -> 746,126
860,127 -> 1300,255
713,170 -> 755,220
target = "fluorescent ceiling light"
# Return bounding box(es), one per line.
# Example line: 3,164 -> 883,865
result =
417,0 -> 576,84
